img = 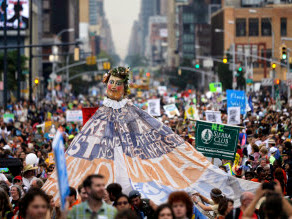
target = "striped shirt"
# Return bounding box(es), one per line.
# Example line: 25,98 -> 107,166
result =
67,201 -> 117,219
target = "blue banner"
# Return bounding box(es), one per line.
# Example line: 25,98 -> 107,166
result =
53,131 -> 70,210
227,90 -> 246,115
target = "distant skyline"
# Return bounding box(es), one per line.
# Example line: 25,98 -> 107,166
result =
104,0 -> 141,60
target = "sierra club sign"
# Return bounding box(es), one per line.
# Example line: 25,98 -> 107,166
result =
195,120 -> 240,160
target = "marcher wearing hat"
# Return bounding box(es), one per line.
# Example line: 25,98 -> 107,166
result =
269,147 -> 277,165
22,165 -> 38,189
129,190 -> 157,219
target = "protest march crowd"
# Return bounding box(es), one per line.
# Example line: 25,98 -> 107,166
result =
0,84 -> 292,219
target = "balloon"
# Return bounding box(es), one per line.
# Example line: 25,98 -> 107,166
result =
26,153 -> 38,165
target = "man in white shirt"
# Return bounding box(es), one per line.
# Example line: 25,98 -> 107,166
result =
0,172 -> 11,186
22,164 -> 38,189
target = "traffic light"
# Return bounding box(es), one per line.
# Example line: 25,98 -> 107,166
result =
274,79 -> 280,85
272,63 -> 276,69
146,72 -> 150,77
223,56 -> 228,64
238,66 -> 243,72
74,47 -> 80,61
34,78 -> 39,85
103,62 -> 111,70
86,56 -> 97,65
281,45 -> 287,60
195,60 -> 200,69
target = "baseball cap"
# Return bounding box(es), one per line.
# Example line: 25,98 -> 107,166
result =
129,190 -> 141,199
14,176 -> 22,181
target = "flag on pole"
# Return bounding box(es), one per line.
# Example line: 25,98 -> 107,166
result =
52,130 -> 70,210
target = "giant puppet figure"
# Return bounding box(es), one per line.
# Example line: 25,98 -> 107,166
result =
43,67 -> 258,206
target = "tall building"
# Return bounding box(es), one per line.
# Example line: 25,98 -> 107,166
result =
41,0 -> 80,93
127,21 -> 143,57
139,0 -> 158,53
145,16 -> 168,66
211,4 -> 292,82
0,0 -> 42,100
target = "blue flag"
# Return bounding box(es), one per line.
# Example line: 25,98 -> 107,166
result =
248,95 -> 254,113
52,130 -> 70,210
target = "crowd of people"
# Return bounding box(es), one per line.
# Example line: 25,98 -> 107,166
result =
0,87 -> 292,219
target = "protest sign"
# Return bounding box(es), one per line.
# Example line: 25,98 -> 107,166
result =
52,130 -> 70,210
227,107 -> 241,125
209,82 -> 222,93
147,99 -> 161,117
82,107 -> 99,126
185,105 -> 199,120
227,90 -> 246,115
158,86 -> 167,95
195,120 -> 240,160
3,113 -> 14,123
205,111 -> 222,123
163,104 -> 180,118
66,110 -> 83,122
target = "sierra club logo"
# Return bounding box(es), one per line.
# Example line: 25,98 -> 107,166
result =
201,129 -> 213,144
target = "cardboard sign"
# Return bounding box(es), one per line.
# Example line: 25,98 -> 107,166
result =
163,104 -> 180,118
205,111 -> 222,123
227,90 -> 246,115
66,110 -> 83,122
227,107 -> 241,125
147,99 -> 161,117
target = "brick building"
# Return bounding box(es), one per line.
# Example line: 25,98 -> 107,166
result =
211,4 -> 292,81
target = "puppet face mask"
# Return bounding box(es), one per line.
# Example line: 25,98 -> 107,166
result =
106,75 -> 125,101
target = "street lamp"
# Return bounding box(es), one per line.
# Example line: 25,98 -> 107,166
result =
51,28 -> 74,96
215,28 -> 236,89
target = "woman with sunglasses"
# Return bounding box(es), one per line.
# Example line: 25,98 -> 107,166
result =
114,194 -> 132,212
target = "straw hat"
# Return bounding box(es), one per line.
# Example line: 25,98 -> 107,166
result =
23,164 -> 38,173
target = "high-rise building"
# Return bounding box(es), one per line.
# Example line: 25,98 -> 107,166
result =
127,21 -> 143,57
145,16 -> 168,66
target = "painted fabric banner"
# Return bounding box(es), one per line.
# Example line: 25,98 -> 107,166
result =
43,101 -> 258,208
195,120 -> 240,160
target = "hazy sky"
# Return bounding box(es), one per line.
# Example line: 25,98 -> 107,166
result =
104,0 -> 141,60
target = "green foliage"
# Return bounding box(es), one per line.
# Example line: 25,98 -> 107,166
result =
0,50 -> 27,91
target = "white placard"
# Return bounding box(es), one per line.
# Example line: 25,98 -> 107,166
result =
227,107 -> 241,125
163,104 -> 180,118
205,110 -> 222,123
147,99 -> 161,117
66,110 -> 83,122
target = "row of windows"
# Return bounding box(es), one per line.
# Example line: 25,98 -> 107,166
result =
236,17 -> 287,37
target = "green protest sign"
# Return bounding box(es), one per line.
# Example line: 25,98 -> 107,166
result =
209,82 -> 222,93
3,113 -> 14,123
195,120 -> 240,160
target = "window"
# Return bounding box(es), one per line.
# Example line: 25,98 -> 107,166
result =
249,18 -> 259,36
261,18 -> 272,36
183,34 -> 194,43
281,18 -> 287,36
236,19 -> 246,36
43,13 -> 50,33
